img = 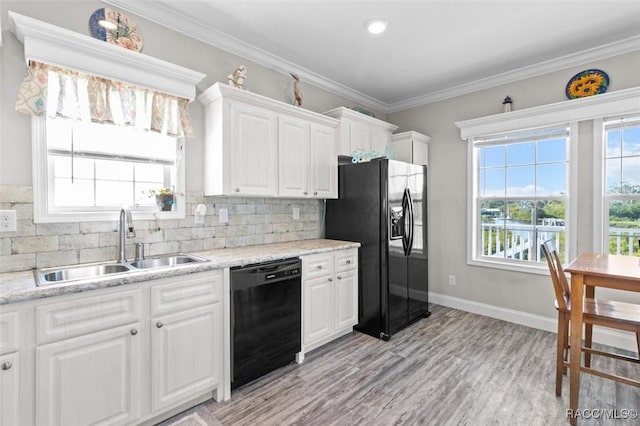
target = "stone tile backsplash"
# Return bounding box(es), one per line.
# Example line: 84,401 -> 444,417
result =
0,186 -> 323,273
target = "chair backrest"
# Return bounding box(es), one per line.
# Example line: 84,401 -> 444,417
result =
541,239 -> 570,311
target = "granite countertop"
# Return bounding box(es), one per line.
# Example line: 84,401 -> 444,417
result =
0,239 -> 360,305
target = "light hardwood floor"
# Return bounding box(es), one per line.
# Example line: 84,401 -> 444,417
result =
162,305 -> 640,426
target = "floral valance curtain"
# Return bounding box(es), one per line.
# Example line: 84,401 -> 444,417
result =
16,61 -> 194,137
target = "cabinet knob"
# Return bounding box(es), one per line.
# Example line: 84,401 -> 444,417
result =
234,188 -> 240,192
1,362 -> 12,371
346,260 -> 351,264
328,277 -> 333,282
156,322 -> 164,328
317,265 -> 322,269
337,275 -> 342,280
313,191 -> 318,195
303,191 -> 308,195
130,329 -> 138,336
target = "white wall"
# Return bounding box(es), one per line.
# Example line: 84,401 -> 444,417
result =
0,0 -> 387,188
389,51 -> 640,319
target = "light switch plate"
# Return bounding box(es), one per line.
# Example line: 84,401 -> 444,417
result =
293,207 -> 300,220
219,208 -> 228,224
0,210 -> 17,232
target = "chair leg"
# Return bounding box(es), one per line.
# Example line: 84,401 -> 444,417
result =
585,323 -> 593,368
556,313 -> 566,396
562,314 -> 569,374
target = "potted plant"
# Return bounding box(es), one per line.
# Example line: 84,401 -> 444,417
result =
149,188 -> 175,211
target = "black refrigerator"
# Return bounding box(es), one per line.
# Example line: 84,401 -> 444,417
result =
326,158 -> 430,340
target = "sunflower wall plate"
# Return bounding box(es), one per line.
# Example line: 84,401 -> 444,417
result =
565,69 -> 609,99
89,8 -> 143,52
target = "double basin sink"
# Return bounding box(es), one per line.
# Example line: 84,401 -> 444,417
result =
33,254 -> 209,286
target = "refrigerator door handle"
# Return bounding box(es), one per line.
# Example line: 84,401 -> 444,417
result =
406,188 -> 415,256
401,189 -> 409,256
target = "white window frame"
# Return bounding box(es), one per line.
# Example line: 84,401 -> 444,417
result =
593,115 -> 640,254
466,124 -> 577,274
456,86 -> 640,274
32,117 -> 186,223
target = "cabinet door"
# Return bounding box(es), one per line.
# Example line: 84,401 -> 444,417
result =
278,115 -> 310,197
309,124 -> 337,199
0,353 -> 18,426
334,269 -> 358,331
36,323 -> 142,426
349,120 -> 371,154
229,102 -> 278,196
371,127 -> 391,154
151,304 -> 222,412
303,276 -> 334,347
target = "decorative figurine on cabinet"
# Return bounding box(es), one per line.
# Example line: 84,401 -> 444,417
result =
503,95 -> 513,112
291,73 -> 303,106
228,65 -> 247,89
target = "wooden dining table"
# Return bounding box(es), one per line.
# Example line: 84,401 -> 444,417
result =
564,252 -> 640,425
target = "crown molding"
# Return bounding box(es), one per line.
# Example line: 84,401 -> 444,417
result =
8,11 -> 205,100
455,86 -> 640,139
387,35 -> 640,113
101,0 -> 389,113
103,0 -> 640,114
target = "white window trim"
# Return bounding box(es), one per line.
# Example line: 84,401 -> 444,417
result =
465,123 -> 576,275
593,116 -> 640,254
32,117 -> 186,223
457,86 -> 640,274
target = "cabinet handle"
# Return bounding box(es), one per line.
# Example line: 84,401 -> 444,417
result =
317,265 -> 322,269
313,191 -> 318,195
1,362 -> 12,371
234,188 -> 240,192
156,322 -> 164,328
328,277 -> 333,282
130,329 -> 138,336
337,275 -> 342,280
346,260 -> 351,264
304,191 -> 308,195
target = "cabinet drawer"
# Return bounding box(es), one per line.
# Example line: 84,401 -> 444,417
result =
303,253 -> 332,279
335,249 -> 357,272
37,289 -> 142,345
0,311 -> 19,356
151,271 -> 223,316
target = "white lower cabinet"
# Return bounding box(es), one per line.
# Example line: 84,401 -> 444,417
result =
0,352 -> 18,426
26,269 -> 224,426
36,323 -> 142,426
151,303 -> 222,412
301,248 -> 358,354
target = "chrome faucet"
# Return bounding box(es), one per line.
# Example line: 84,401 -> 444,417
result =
117,207 -> 136,263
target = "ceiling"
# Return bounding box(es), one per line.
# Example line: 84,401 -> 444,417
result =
104,0 -> 640,112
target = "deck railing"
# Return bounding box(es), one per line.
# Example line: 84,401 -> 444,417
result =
481,223 -> 640,261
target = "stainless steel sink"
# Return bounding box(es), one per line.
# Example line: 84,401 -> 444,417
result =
35,262 -> 135,286
129,254 -> 208,269
33,253 -> 209,286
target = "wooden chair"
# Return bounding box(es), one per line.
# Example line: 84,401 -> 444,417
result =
541,239 -> 640,396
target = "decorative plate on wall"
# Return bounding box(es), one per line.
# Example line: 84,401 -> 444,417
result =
89,8 -> 143,52
565,69 -> 609,99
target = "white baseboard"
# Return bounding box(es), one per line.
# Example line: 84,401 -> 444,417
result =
429,292 -> 638,353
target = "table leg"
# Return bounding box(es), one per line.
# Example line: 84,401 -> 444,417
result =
569,273 -> 584,425
584,286 -> 594,368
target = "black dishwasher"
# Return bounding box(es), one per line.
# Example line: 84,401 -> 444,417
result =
230,257 -> 301,389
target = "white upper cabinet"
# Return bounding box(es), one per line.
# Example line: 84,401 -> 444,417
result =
229,102 -> 279,196
324,107 -> 398,157
390,131 -> 431,166
199,83 -> 339,198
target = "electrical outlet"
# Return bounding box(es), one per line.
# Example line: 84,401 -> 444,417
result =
0,210 -> 17,232
293,207 -> 300,220
219,208 -> 228,224
448,275 -> 456,286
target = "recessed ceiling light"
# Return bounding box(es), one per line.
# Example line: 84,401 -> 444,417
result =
366,19 -> 388,35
